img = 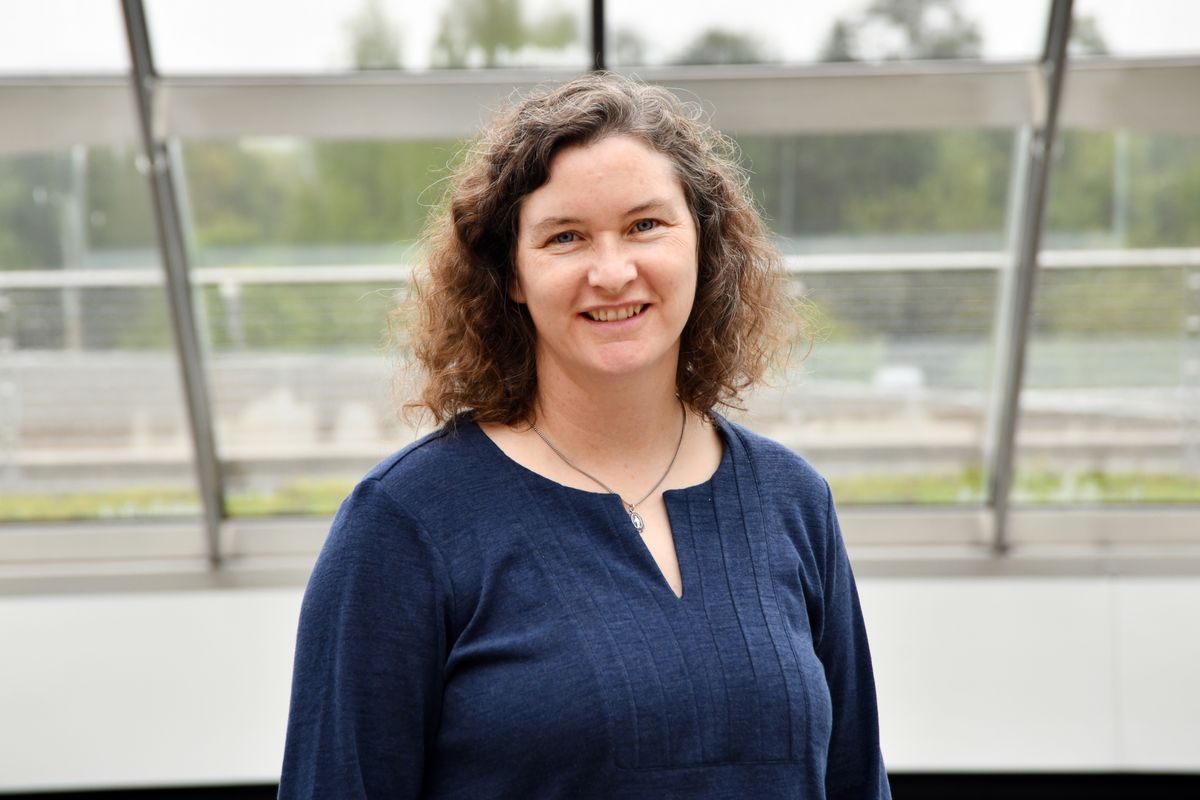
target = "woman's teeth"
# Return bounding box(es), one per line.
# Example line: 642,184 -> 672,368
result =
586,304 -> 644,322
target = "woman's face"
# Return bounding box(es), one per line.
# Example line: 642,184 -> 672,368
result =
512,135 -> 699,389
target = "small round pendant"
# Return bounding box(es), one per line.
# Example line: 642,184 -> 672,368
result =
629,510 -> 645,532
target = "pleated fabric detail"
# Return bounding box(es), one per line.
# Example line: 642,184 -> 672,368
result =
503,423 -> 820,770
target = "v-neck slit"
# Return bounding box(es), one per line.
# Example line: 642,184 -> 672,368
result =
473,415 -> 734,602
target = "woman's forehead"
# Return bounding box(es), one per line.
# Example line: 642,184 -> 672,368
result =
521,137 -> 686,216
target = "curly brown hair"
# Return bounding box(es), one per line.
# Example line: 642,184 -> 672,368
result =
402,72 -> 795,425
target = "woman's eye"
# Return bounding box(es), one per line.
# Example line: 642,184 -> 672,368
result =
633,219 -> 657,233
552,231 -> 577,244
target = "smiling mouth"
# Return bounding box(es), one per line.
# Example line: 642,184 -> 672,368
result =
584,304 -> 646,322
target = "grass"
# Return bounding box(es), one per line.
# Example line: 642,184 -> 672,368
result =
3,471 -> 1200,523
0,479 -> 356,523
829,468 -> 1200,505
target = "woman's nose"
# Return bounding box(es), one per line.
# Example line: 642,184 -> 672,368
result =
587,241 -> 637,293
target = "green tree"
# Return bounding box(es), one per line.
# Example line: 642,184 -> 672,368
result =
0,154 -> 65,269
346,0 -> 403,69
283,140 -> 458,245
609,27 -> 648,67
820,0 -> 982,61
84,147 -> 155,250
1069,13 -> 1109,57
821,21 -> 857,62
1127,135 -> 1200,247
431,0 -> 576,68
180,142 -> 295,250
1045,131 -> 1118,243
672,29 -> 769,66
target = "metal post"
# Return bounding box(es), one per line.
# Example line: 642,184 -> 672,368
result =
120,0 -> 225,567
984,0 -> 1074,553
60,146 -> 88,352
591,0 -> 606,71
1185,268 -> 1200,473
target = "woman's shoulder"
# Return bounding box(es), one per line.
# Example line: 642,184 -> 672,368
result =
319,416 -> 495,569
718,415 -> 830,500
717,417 -> 841,567
358,415 -> 487,504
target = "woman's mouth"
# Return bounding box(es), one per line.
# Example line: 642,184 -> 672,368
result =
584,304 -> 646,322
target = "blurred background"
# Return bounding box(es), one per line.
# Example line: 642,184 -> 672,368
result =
0,0 -> 1198,797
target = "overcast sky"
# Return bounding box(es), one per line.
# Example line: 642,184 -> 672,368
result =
0,0 -> 1196,73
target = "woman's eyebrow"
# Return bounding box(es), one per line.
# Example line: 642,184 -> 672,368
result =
526,216 -> 582,239
623,199 -> 674,217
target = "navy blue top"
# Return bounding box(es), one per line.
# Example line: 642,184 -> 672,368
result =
280,415 -> 890,799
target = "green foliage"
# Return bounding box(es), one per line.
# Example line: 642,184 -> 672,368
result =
8,469 -> 1200,521
83,147 -> 156,249
821,21 -> 857,62
96,287 -> 173,350
739,131 -> 1010,238
432,0 -> 576,68
0,477 -> 355,522
1046,131 -> 1200,248
225,478 -> 357,516
200,282 -> 400,352
1046,131 -> 1117,240
181,141 -> 296,249
609,27 -> 648,66
820,0 -> 982,61
346,0 -> 403,69
0,153 -> 65,269
829,466 -> 984,504
0,486 -> 200,522
841,132 -> 1010,234
284,140 -> 459,244
1032,268 -> 1185,336
828,467 -> 1200,505
1128,136 -> 1200,247
3,0 -> 1199,358
803,270 -> 997,341
673,29 -> 768,65
1011,469 -> 1200,504
1069,13 -> 1110,57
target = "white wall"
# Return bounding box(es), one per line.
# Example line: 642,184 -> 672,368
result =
863,577 -> 1200,771
1,576 -> 1198,792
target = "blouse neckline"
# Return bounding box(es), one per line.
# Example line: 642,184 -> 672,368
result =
465,412 -> 735,504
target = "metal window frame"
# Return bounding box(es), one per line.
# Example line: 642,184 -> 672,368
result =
2,0 -> 1200,585
4,58 -> 1200,155
984,0 -> 1075,553
120,0 -> 224,567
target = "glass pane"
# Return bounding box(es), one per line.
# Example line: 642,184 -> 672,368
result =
0,146 -> 158,269
732,130 -> 1014,504
608,0 -> 1048,67
737,130 -> 1014,251
1015,265 -> 1200,504
146,0 -> 589,73
179,138 -> 459,266
1046,132 -> 1200,250
740,268 -> 998,505
1071,0 -> 1200,58
0,0 -> 129,73
1017,132 -> 1200,504
0,147 -> 200,524
205,282 -> 413,517
177,137 -> 451,515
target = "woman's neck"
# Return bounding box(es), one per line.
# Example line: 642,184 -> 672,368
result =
530,363 -> 685,472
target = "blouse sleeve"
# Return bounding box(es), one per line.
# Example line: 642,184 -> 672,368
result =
279,478 -> 452,799
814,480 -> 892,800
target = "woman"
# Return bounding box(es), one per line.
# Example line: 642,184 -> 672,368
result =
280,73 -> 890,799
